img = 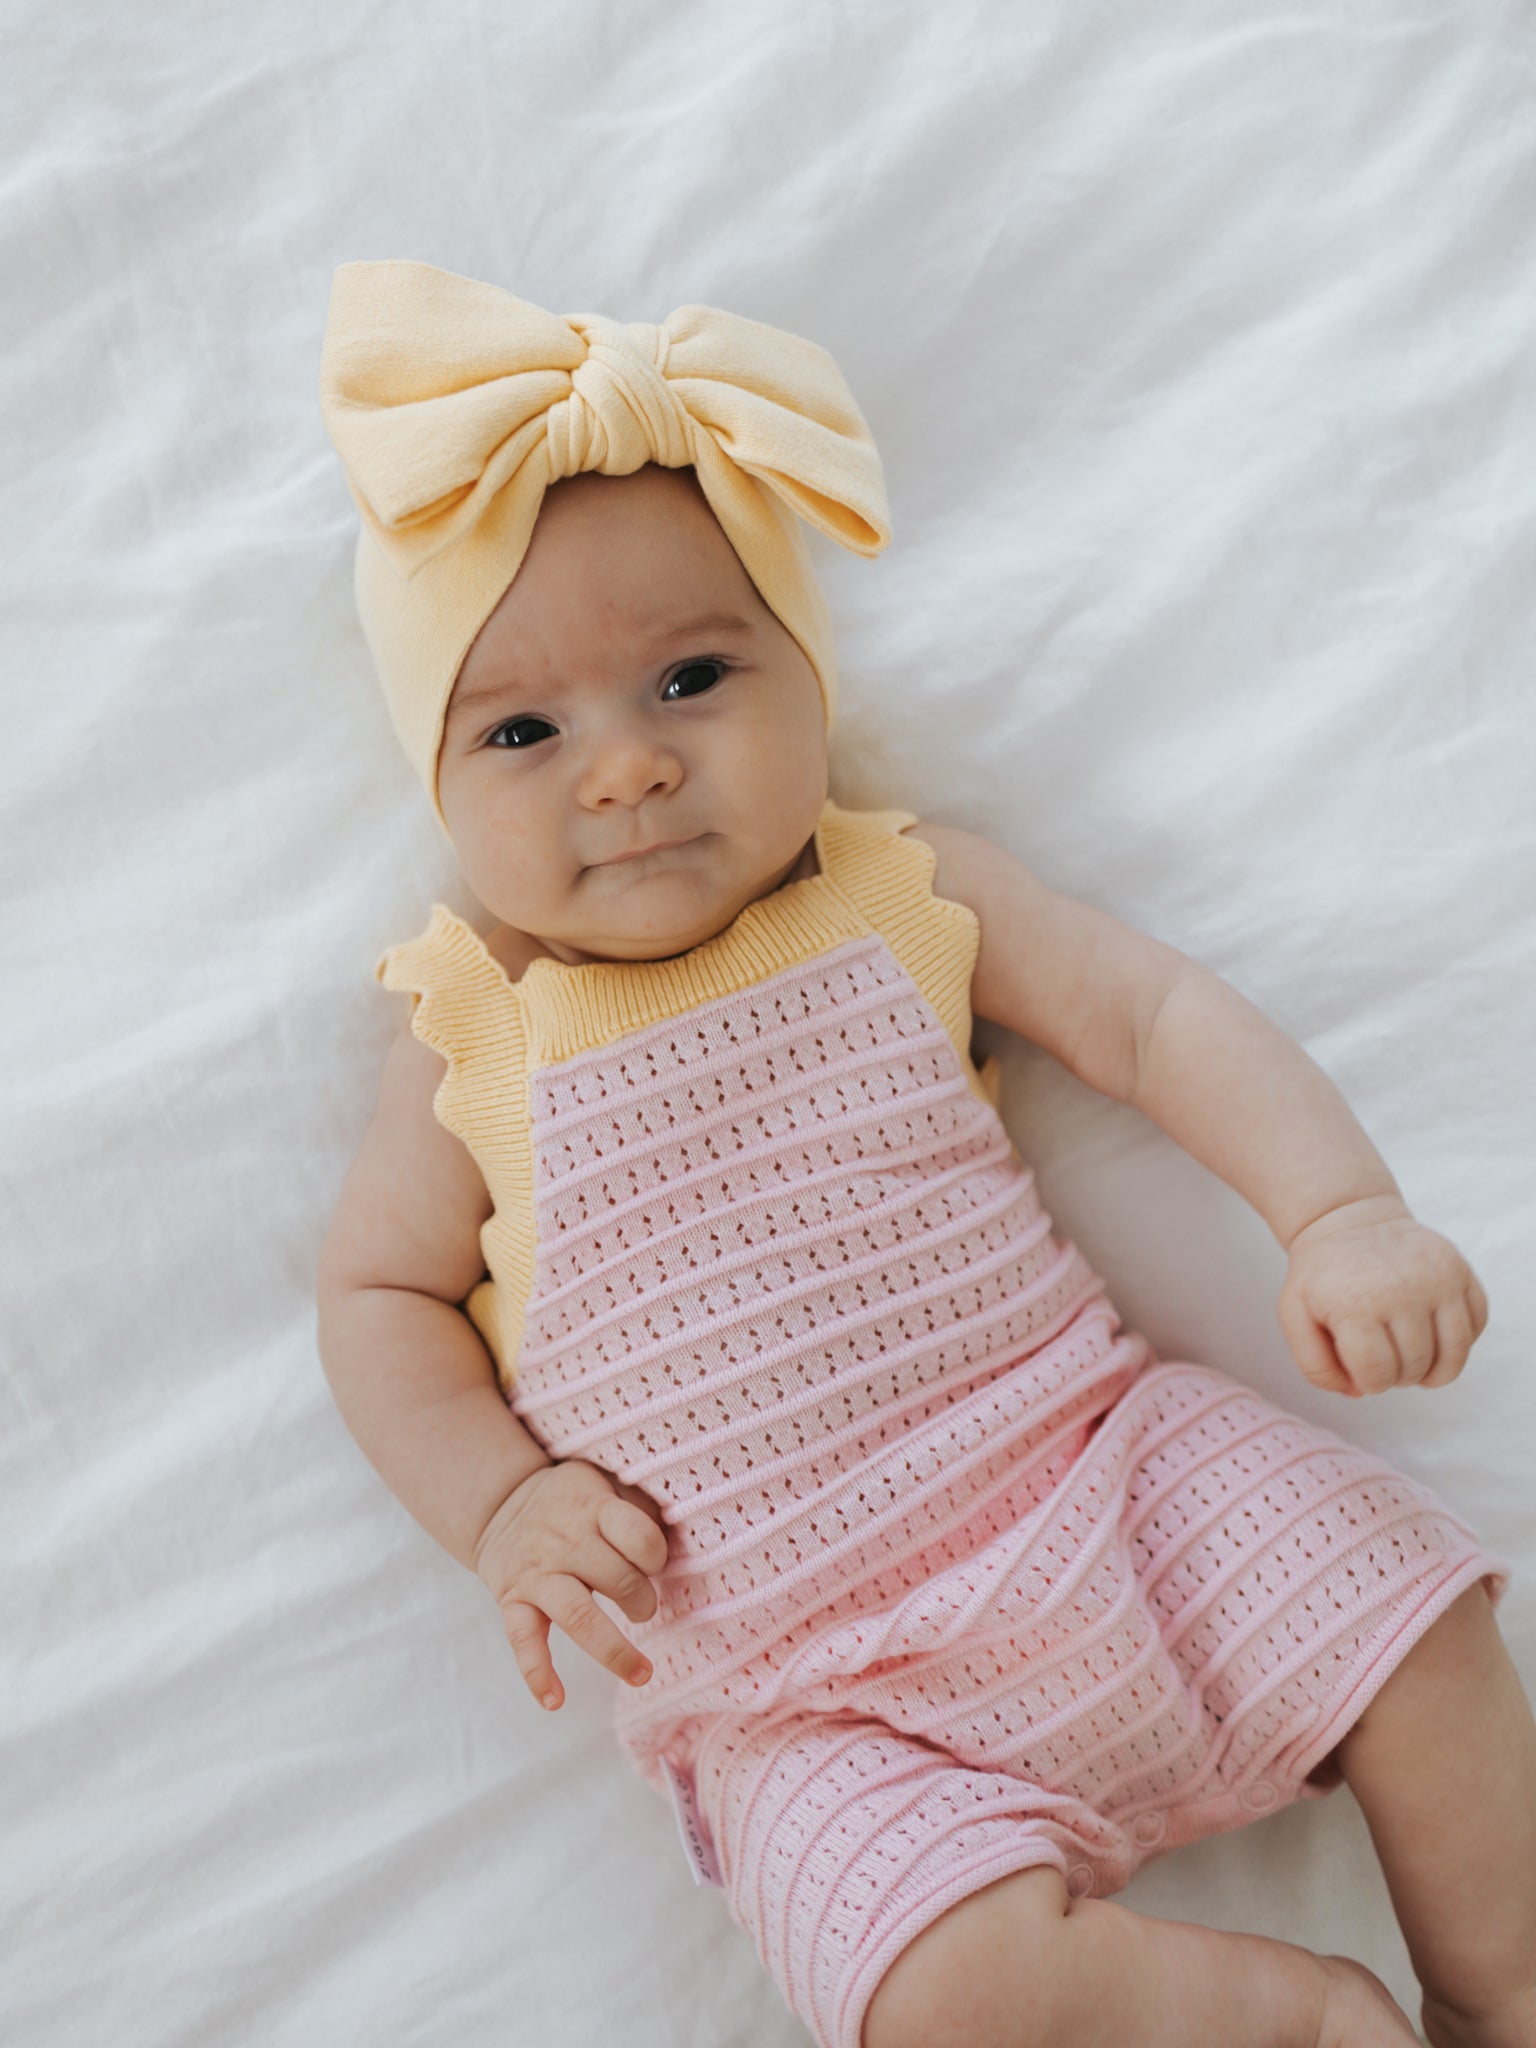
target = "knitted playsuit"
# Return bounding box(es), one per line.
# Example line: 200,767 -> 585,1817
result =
382,797 -> 1512,2048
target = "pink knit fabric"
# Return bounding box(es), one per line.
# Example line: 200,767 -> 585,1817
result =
503,928 -> 1510,2048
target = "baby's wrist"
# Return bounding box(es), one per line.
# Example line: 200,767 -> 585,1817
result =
472,1453 -> 557,1572
1283,1188 -> 1411,1253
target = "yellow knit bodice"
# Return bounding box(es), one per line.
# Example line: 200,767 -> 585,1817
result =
378,798 -> 1002,1392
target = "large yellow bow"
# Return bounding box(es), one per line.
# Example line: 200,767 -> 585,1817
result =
319,260 -> 889,579
317,260 -> 890,812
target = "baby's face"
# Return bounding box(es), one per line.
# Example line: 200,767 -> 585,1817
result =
437,465 -> 828,965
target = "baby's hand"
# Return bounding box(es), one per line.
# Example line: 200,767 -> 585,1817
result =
1278,1193 -> 1489,1399
472,1459 -> 670,1712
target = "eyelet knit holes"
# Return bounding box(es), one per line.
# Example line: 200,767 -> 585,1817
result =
393,835 -> 1510,2044
497,933 -> 1503,1856
508,937 -> 1133,1704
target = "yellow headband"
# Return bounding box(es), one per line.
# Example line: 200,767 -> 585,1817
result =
317,260 -> 891,815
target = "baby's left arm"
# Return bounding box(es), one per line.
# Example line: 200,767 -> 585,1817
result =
905,822 -> 1489,1401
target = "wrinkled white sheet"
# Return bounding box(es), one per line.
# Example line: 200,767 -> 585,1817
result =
4,3 -> 1533,2041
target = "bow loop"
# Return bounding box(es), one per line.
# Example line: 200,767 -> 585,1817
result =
319,262 -> 888,578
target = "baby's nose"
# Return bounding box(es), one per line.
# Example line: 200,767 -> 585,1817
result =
578,733 -> 683,809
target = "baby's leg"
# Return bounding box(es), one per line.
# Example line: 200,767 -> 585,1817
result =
861,1865 -> 1417,2048
1332,1578 -> 1536,2048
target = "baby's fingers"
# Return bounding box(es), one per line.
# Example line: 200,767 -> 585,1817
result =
544,1572 -> 654,1690
1418,1294 -> 1475,1389
1467,1274 -> 1490,1338
1279,1288 -> 1356,1396
1387,1310 -> 1438,1389
560,1495 -> 669,1630
1333,1315 -> 1401,1395
497,1596 -> 565,1712
599,1492 -> 670,1572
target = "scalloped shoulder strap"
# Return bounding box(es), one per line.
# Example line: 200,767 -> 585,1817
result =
376,905 -> 529,1141
818,799 -> 987,1091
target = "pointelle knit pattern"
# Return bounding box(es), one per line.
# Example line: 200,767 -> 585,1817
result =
380,797 -> 1512,2048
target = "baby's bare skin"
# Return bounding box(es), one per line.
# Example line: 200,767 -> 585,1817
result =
316,462 -> 1533,2046
863,1579 -> 1536,2048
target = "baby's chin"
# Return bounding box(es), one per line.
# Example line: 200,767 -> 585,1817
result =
472,828 -> 820,964
483,872 -> 760,966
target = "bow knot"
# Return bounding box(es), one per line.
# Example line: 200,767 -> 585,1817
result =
544,316 -> 693,481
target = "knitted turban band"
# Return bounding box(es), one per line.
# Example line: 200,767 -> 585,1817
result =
316,259 -> 891,817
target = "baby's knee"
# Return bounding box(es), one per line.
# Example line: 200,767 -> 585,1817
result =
860,1862 -> 1071,2048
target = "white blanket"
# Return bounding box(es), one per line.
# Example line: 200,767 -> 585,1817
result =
5,3 -> 1531,2040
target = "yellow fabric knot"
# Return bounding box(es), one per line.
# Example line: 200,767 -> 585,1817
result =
546,317 -> 693,481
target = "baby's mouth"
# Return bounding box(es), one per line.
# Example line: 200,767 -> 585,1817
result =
598,835 -> 701,866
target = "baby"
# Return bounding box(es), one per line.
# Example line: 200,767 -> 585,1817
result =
314,260 -> 1535,2048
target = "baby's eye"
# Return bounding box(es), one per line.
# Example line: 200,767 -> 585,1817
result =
661,659 -> 727,700
487,716 -> 556,749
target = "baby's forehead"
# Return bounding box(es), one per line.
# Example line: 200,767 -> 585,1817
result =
546,460 -> 707,504
481,474 -> 759,630
440,464 -> 777,720
539,465 -> 738,558
536,462 -> 713,536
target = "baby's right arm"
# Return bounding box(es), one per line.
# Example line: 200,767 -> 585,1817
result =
316,1022 -> 667,1709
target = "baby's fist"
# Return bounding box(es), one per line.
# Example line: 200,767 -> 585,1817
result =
1278,1194 -> 1488,1398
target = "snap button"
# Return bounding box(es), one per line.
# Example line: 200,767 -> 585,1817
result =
1242,1779 -> 1278,1812
1131,1811 -> 1166,1847
1067,1863 -> 1095,1898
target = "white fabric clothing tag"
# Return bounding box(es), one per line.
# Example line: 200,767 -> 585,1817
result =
662,1755 -> 723,1887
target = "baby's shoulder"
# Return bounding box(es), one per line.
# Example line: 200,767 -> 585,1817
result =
893,816 -> 1013,922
